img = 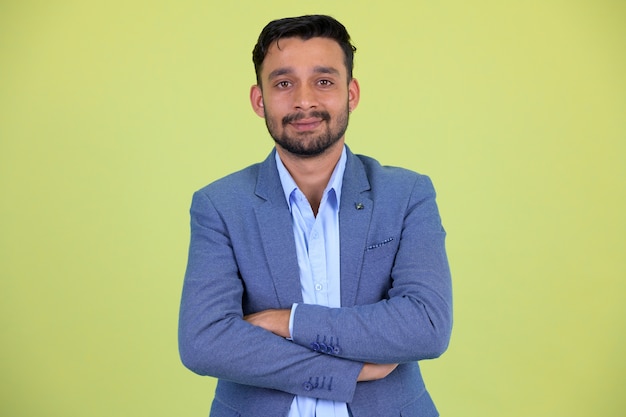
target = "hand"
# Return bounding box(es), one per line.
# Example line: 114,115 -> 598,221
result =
244,309 -> 291,339
357,363 -> 398,382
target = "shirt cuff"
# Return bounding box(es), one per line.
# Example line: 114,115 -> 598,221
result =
288,303 -> 298,341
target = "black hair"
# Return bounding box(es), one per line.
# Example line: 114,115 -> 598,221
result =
252,14 -> 357,85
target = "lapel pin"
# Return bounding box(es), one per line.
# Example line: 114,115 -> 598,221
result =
355,202 -> 364,210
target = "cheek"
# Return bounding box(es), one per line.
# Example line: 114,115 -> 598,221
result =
263,105 -> 278,121
263,108 -> 283,131
262,98 -> 286,118
327,94 -> 350,109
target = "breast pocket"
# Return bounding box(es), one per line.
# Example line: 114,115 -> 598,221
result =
366,236 -> 396,252
360,236 -> 398,302
364,236 -> 398,262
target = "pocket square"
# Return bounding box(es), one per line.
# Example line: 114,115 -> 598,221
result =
366,237 -> 395,251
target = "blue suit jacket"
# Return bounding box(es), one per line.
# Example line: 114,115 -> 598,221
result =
179,147 -> 452,417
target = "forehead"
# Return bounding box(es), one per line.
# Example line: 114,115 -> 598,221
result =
261,37 -> 347,79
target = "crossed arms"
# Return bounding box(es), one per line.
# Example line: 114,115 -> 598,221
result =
243,308 -> 399,381
178,171 -> 452,403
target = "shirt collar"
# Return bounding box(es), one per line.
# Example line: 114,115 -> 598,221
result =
275,146 -> 347,210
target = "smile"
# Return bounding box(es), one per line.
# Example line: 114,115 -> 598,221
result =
289,118 -> 323,131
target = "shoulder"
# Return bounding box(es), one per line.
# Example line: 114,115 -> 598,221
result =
352,153 -> 436,197
189,149 -> 282,215
197,163 -> 260,198
189,158 -> 269,217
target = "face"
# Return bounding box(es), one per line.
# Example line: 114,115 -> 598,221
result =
250,37 -> 360,158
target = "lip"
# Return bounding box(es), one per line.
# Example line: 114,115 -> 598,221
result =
290,118 -> 323,131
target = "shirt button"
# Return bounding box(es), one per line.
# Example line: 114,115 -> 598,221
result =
312,231 -> 319,239
315,283 -> 323,291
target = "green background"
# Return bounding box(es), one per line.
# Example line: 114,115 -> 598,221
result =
1,1 -> 624,415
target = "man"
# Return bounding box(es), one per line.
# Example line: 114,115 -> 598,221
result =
179,14 -> 452,417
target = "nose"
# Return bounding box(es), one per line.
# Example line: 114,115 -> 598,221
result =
293,84 -> 318,110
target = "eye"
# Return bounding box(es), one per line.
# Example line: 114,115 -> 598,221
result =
276,80 -> 292,89
318,79 -> 334,87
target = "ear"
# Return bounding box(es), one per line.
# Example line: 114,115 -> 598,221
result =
250,84 -> 265,118
348,78 -> 361,112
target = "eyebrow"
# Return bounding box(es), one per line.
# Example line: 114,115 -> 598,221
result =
267,66 -> 341,81
313,66 -> 341,76
267,68 -> 293,81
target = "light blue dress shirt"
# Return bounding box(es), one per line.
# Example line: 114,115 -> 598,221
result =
275,148 -> 350,417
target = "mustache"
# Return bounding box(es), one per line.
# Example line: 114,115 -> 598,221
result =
282,111 -> 331,126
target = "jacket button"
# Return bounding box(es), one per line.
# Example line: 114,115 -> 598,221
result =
332,346 -> 341,355
303,382 -> 314,391
310,342 -> 320,351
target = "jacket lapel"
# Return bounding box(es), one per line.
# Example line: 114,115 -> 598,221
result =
339,150 -> 372,307
254,150 -> 303,307
253,148 -> 372,309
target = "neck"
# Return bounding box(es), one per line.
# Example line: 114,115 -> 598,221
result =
276,140 -> 344,215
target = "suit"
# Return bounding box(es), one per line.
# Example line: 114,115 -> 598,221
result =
178,147 -> 453,416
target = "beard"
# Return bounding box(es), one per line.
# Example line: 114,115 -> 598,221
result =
264,105 -> 350,157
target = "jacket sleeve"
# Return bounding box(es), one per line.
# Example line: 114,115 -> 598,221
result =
290,174 -> 453,364
178,190 -> 363,402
